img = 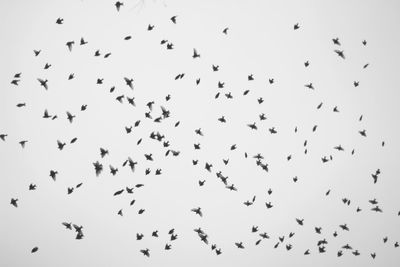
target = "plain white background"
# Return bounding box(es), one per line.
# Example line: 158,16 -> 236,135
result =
1,0 -> 399,266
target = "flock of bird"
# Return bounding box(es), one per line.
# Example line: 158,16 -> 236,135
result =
3,1 -> 399,264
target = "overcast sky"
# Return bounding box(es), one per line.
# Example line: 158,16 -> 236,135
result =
1,0 -> 400,266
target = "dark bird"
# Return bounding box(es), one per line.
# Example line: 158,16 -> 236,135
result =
19,140 -> 28,148
147,24 -> 154,31
265,202 -> 273,209
218,116 -> 226,123
124,77 -> 134,89
305,83 -> 314,90
222,27 -> 229,34
170,15 -> 177,24
115,1 -> 123,11
10,198 -> 18,207
49,170 -> 58,181
192,48 -> 200,58
66,112 -> 75,123
294,23 -> 300,30
62,222 -> 72,230
110,165 -> 118,176
11,79 -> 20,86
70,137 -> 78,143
66,41 -> 75,52
93,161 -> 103,176
31,247 -> 39,253
191,207 -> 203,217
332,38 -> 341,45
140,248 -> 150,257
226,184 -> 237,191
37,78 -> 48,90
29,184 -> 36,190
334,50 -> 345,59
0,134 -> 8,141
359,130 -> 367,137
57,140 -> 66,150
235,242 -> 244,249
247,122 -> 257,130
136,233 -> 144,240
16,103 -> 26,108
80,37 -> 88,45
354,81 -> 359,87
145,154 -> 153,161
195,128 -> 204,136
34,50 -> 41,56
56,17 -> 64,24
100,148 -> 109,158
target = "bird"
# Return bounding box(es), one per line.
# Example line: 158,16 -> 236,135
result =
0,134 -> 8,141
62,222 -> 72,230
115,1 -> 123,11
305,83 -> 314,90
10,198 -> 18,207
334,50 -> 345,59
49,170 -> 58,181
57,140 -> 66,150
192,48 -> 200,58
66,112 -> 75,123
37,78 -> 48,90
29,184 -> 36,190
294,23 -> 300,30
191,207 -> 203,217
170,15 -> 177,24
222,27 -> 229,34
31,247 -> 39,253
235,242 -> 244,249
124,77 -> 134,89
93,161 -> 103,176
140,248 -> 150,257
19,140 -> 28,148
11,79 -> 20,86
66,41 -> 75,52
80,37 -> 88,45
332,37 -> 341,45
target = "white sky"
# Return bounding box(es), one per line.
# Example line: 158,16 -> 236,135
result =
1,0 -> 400,266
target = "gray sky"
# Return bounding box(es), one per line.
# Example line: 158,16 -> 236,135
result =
1,0 -> 400,266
